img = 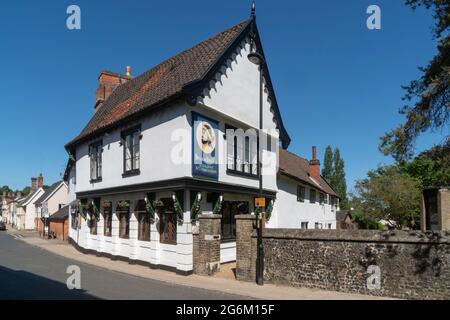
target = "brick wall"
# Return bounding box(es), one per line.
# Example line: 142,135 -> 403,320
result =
192,214 -> 222,276
235,214 -> 257,281
235,222 -> 450,299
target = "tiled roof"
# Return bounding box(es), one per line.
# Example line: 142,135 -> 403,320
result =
279,149 -> 339,198
49,205 -> 69,221
66,19 -> 252,148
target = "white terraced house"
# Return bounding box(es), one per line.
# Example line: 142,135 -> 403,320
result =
65,14 -> 340,274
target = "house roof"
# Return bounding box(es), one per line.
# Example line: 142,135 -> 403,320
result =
35,181 -> 66,206
279,149 -> 340,198
65,16 -> 290,150
17,189 -> 43,207
49,205 -> 69,221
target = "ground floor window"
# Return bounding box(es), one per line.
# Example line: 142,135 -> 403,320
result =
103,201 -> 112,237
159,198 -> 176,244
117,201 -> 130,239
136,200 -> 150,242
301,222 -> 309,229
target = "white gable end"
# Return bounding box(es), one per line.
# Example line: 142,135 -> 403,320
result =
200,40 -> 280,138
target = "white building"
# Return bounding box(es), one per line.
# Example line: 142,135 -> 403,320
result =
16,188 -> 45,230
65,14 -> 339,274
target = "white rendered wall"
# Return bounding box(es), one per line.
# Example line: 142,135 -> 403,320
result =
268,175 -> 337,230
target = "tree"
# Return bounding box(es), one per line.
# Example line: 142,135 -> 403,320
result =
0,185 -> 12,195
331,148 -> 348,207
21,186 -> 31,196
380,0 -> 449,162
352,165 -> 421,229
400,142 -> 450,187
322,146 -> 334,182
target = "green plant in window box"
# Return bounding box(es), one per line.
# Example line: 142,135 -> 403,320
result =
190,193 -> 202,222
90,201 -> 101,222
212,195 -> 223,215
264,200 -> 274,222
152,199 -> 164,208
172,194 -> 184,225
117,200 -> 131,208
144,197 -> 156,223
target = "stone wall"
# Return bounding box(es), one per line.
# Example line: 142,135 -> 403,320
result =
235,222 -> 450,299
192,214 -> 222,276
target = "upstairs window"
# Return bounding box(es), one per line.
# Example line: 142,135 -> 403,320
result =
310,189 -> 316,204
89,141 -> 102,182
122,126 -> 141,176
297,186 -> 305,202
226,125 -> 257,177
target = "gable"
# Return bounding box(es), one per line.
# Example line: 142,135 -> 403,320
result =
66,16 -> 290,151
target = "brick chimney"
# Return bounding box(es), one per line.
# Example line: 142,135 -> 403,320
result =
31,177 -> 37,191
309,146 -> 321,182
37,173 -> 43,189
95,67 -> 132,112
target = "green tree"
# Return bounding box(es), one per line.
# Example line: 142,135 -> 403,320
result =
321,146 -> 334,182
21,186 -> 31,196
352,165 -> 421,229
331,148 -> 348,207
401,142 -> 450,187
380,0 -> 449,161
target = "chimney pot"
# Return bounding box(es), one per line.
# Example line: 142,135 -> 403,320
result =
125,66 -> 132,77
31,177 -> 37,191
37,174 -> 43,189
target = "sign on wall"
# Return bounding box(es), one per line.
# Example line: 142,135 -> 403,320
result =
192,113 -> 219,180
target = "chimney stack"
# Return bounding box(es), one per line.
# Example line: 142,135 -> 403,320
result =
31,177 -> 37,191
37,173 -> 43,189
309,146 -> 321,182
95,67 -> 132,113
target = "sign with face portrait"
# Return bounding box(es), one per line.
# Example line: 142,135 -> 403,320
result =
192,113 -> 219,180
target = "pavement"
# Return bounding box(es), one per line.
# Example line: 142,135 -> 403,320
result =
2,227 -> 392,300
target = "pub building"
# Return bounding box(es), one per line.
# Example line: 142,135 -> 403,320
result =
64,11 -> 339,274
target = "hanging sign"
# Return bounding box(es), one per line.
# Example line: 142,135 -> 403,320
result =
192,113 -> 219,180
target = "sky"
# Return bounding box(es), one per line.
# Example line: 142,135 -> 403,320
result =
0,0 -> 445,192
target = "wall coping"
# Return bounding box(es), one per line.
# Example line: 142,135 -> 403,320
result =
235,214 -> 257,220
253,229 -> 450,244
198,214 -> 222,220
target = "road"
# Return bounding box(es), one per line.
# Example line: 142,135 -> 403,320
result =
0,230 -> 246,300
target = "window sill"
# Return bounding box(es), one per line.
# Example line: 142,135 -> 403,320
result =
122,170 -> 141,178
226,169 -> 259,179
90,178 -> 102,184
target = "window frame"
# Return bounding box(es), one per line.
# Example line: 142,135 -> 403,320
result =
301,222 -> 309,229
103,202 -> 112,237
121,125 -> 141,177
117,202 -> 130,239
310,189 -> 316,204
297,185 -> 305,202
136,200 -> 150,242
225,124 -> 258,179
159,198 -> 177,245
89,141 -> 103,183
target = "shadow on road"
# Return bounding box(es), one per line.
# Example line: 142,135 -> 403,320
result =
0,265 -> 100,300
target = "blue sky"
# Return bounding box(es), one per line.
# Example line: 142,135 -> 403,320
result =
0,0 -> 444,191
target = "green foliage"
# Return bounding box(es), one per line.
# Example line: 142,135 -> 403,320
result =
331,148 -> 348,207
172,195 -> 184,224
352,165 -> 421,229
264,200 -> 274,222
380,0 -> 449,161
21,186 -> 31,196
321,146 -> 334,182
0,185 -> 13,195
212,196 -> 223,215
190,193 -> 202,221
400,143 -> 450,187
352,213 -> 384,230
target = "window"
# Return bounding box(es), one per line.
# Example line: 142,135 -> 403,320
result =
70,207 -> 78,230
328,223 -> 332,229
122,127 -> 141,175
297,186 -> 305,202
315,222 -> 322,229
89,212 -> 97,235
103,201 -> 112,237
136,200 -> 150,242
159,198 -> 177,244
117,201 -> 130,239
319,193 -> 325,205
301,222 -> 308,229
310,189 -> 316,204
89,141 -> 102,181
226,125 -> 258,177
